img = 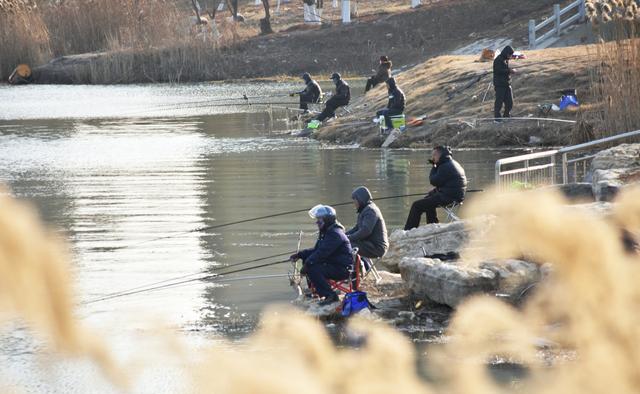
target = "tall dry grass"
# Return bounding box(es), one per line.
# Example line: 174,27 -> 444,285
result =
2,182 -> 640,393
0,1 -> 50,80
0,0 -> 253,82
585,0 -> 640,137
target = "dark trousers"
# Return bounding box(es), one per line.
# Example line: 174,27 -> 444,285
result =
365,76 -> 380,92
351,239 -> 386,259
316,97 -> 348,122
376,108 -> 403,129
404,192 -> 453,230
299,93 -> 318,111
305,263 -> 351,298
494,85 -> 513,118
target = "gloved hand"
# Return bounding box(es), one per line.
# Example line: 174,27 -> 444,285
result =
428,159 -> 435,165
289,93 -> 296,97
290,253 -> 299,262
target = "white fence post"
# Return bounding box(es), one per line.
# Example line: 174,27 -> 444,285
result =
528,19 -> 536,48
342,0 -> 351,23
578,0 -> 586,21
554,4 -> 561,36
333,0 -> 338,7
411,0 -> 421,8
255,0 -> 261,5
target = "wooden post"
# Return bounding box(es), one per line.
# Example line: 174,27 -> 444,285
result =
411,0 -> 420,8
342,0 -> 350,23
554,4 -> 561,36
528,19 -> 536,49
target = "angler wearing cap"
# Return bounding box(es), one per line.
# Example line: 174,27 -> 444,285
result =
365,56 -> 392,92
315,73 -> 351,122
404,146 -> 467,230
493,45 -> 518,120
290,72 -> 322,112
347,186 -> 389,260
290,205 -> 353,305
375,77 -> 405,129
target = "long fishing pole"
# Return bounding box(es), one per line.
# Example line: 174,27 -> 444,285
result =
84,251 -> 296,303
109,191 -> 481,251
85,258 -> 292,304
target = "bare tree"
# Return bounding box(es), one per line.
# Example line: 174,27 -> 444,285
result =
260,0 -> 273,34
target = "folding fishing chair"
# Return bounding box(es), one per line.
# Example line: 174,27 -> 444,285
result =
443,201 -> 462,222
306,249 -> 362,298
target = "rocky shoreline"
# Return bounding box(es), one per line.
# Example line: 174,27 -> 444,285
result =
297,143 -> 639,335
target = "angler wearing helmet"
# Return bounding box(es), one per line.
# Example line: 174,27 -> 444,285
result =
315,73 -> 351,122
375,77 -> 405,129
404,146 -> 467,230
347,186 -> 389,259
290,73 -> 322,112
290,204 -> 353,305
365,55 -> 392,92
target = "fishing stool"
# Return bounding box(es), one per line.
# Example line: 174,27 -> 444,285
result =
443,201 -> 462,222
327,251 -> 361,294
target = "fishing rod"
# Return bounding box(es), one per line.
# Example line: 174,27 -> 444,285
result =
83,251 -> 295,304
111,191 -> 484,251
85,258 -> 292,304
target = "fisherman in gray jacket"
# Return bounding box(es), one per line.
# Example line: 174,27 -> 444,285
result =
346,186 -> 389,259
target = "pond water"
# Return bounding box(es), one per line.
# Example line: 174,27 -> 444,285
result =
0,81 -> 520,392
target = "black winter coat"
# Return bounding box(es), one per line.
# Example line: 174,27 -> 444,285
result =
387,84 -> 405,111
493,46 -> 514,87
334,79 -> 351,103
300,79 -> 322,102
429,156 -> 467,202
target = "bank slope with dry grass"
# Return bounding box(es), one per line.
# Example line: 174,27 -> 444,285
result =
315,45 -> 606,148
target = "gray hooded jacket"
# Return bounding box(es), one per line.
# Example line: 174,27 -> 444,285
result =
346,187 -> 389,254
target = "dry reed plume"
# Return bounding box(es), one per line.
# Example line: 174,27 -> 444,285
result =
0,190 -> 120,386
585,0 -> 640,137
2,186 -> 640,393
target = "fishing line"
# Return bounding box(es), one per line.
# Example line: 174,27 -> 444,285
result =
84,251 -> 295,303
85,258 -> 291,304
110,191 -> 483,251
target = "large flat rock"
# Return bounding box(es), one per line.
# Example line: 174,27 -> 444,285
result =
399,257 -> 542,308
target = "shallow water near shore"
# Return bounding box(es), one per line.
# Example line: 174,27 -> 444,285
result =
0,82 -> 525,391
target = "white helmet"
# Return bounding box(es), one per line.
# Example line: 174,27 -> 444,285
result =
308,204 -> 336,219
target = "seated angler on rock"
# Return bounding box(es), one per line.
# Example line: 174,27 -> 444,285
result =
291,72 -> 322,112
375,77 -> 405,130
365,55 -> 392,92
290,205 -> 354,306
404,146 -> 467,230
347,186 -> 389,265
314,73 -> 350,122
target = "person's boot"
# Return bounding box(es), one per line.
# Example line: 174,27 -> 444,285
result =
318,292 -> 340,306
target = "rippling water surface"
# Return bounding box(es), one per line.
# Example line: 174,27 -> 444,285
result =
0,82 -> 517,392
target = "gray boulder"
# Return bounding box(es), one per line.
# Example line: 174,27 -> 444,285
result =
589,143 -> 640,201
399,257 -> 541,308
382,221 -> 470,273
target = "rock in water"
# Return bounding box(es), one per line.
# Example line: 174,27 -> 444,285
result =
399,257 -> 542,308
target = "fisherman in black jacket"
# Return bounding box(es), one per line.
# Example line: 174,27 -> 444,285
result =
375,77 -> 405,129
316,73 -> 351,122
493,45 -> 517,120
291,72 -> 322,112
404,146 -> 467,230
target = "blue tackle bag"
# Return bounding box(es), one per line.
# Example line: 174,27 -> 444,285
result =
341,291 -> 374,317
559,94 -> 579,110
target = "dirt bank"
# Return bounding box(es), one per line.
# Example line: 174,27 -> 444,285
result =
27,0 -> 569,84
314,45 -> 599,149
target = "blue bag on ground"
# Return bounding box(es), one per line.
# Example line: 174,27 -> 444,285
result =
341,291 -> 374,317
559,94 -> 579,110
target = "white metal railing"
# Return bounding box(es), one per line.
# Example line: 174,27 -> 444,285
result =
495,129 -> 640,189
529,0 -> 586,49
495,150 -> 558,190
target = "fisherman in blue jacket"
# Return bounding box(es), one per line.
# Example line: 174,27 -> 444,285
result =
404,146 -> 467,229
290,204 -> 354,305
